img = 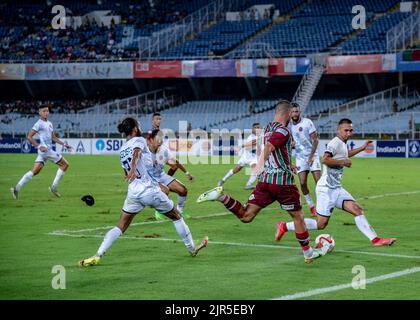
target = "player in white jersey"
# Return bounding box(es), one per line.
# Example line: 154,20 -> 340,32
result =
218,123 -> 261,190
10,105 -> 72,199
79,117 -> 207,267
147,129 -> 194,220
289,103 -> 321,217
275,118 -> 396,247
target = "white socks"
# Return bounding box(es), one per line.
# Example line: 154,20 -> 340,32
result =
355,215 -> 377,241
173,218 -> 195,252
16,171 -> 34,191
177,195 -> 187,213
246,174 -> 257,187
304,193 -> 314,207
222,169 -> 234,182
287,219 -> 318,231
52,168 -> 65,188
97,227 -> 122,257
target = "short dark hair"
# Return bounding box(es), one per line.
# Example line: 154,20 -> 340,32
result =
252,122 -> 260,127
39,105 -> 49,110
152,112 -> 161,118
291,102 -> 300,109
148,129 -> 162,140
118,117 -> 139,136
338,118 -> 352,126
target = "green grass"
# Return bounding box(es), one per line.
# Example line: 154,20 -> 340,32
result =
0,154 -> 419,300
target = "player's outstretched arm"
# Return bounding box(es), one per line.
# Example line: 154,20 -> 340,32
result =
168,159 -> 193,181
52,131 -> 72,150
348,140 -> 373,158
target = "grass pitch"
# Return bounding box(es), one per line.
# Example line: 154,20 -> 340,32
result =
0,154 -> 419,299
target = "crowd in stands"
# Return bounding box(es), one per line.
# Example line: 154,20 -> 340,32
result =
0,98 -> 104,115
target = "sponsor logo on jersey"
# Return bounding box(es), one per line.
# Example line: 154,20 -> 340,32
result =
281,204 -> 295,211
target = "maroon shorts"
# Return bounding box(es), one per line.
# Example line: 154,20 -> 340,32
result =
247,182 -> 302,211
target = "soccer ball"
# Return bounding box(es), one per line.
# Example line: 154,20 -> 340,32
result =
315,234 -> 335,253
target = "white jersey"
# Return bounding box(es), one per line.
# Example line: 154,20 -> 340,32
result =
317,137 -> 348,189
32,119 -> 54,150
119,137 -> 157,193
241,133 -> 257,157
149,144 -> 175,178
289,118 -> 318,161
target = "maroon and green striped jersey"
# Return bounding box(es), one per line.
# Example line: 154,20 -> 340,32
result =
259,122 -> 295,185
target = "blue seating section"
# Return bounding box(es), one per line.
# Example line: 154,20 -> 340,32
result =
338,12 -> 411,53
234,15 -> 358,56
293,0 -> 400,17
163,20 -> 271,58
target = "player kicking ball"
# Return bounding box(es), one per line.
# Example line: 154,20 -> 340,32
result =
146,129 -> 194,220
10,105 -> 72,199
79,117 -> 207,267
275,118 -> 396,247
198,101 -> 330,263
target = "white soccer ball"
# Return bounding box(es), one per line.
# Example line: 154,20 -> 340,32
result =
315,234 -> 335,253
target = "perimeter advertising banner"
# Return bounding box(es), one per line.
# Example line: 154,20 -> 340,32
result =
134,61 -> 183,78
56,138 -> 92,155
268,57 -> 310,76
0,64 -> 25,80
0,138 -> 42,153
25,62 -> 133,80
326,54 -> 381,74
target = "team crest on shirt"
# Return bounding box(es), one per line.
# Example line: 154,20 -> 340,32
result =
248,194 -> 255,201
299,127 -> 303,132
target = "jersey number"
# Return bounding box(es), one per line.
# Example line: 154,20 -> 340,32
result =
122,157 -> 141,178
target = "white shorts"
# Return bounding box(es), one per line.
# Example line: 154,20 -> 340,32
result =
122,185 -> 174,215
156,172 -> 176,186
35,149 -> 62,164
237,152 -> 257,167
315,185 -> 355,217
296,156 -> 321,174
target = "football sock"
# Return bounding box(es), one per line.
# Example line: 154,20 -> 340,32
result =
222,169 -> 234,182
97,227 -> 122,257
52,168 -> 65,188
177,195 -> 187,213
355,214 -> 377,241
173,218 -> 195,252
16,171 -> 34,191
219,194 -> 244,218
295,230 -> 313,257
246,174 -> 257,186
304,193 -> 314,207
286,219 -> 318,231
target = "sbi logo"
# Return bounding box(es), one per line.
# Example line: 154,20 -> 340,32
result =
96,139 -> 124,151
96,140 -> 105,151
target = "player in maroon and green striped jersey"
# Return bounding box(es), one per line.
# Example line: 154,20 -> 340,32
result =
197,100 -> 328,263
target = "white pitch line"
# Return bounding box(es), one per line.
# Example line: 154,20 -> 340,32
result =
53,189 -> 420,234
272,267 -> 420,300
47,232 -> 420,260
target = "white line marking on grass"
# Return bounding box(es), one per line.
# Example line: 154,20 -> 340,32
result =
272,267 -> 420,300
47,232 -> 420,260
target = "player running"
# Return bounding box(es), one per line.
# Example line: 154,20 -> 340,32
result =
218,123 -> 261,190
146,129 -> 194,220
198,101 -> 329,263
10,105 -> 72,199
79,117 -> 207,267
289,103 -> 321,217
275,118 -> 396,247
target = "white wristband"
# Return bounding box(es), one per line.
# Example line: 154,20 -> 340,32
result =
185,172 -> 190,175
